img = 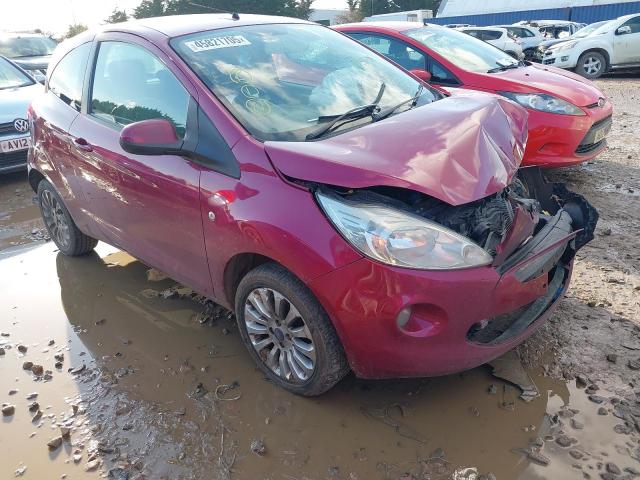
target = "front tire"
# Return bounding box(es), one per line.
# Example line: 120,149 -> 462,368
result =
576,51 -> 607,79
235,263 -> 349,396
37,180 -> 98,256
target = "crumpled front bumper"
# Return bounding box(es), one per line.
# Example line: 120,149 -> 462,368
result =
308,168 -> 597,379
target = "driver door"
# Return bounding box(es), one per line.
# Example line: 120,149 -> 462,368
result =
612,16 -> 640,64
68,36 -> 213,296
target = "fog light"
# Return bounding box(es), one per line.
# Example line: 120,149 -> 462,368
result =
396,304 -> 447,338
561,56 -> 569,62
396,307 -> 412,329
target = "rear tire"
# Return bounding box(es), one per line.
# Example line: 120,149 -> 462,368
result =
235,263 -> 349,396
37,180 -> 98,256
575,51 -> 607,79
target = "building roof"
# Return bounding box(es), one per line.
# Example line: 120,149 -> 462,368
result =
438,0 -> 640,17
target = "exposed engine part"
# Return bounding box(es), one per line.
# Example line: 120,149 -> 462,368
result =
517,167 -> 598,250
344,182 -> 541,256
306,167 -> 596,263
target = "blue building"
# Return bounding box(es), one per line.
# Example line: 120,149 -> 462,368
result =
430,0 -> 640,25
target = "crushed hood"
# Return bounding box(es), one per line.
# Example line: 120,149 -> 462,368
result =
265,91 -> 528,206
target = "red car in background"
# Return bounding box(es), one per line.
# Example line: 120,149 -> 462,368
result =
335,22 -> 613,168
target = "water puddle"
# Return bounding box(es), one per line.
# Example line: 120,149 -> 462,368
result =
1,243 -> 638,479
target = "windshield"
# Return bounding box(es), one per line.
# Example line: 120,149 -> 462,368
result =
0,36 -> 57,58
0,57 -> 33,89
405,27 -> 518,73
171,24 -> 439,142
589,19 -> 620,36
572,21 -> 607,38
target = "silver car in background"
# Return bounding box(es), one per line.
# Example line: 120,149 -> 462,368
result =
0,56 -> 42,174
0,33 -> 56,81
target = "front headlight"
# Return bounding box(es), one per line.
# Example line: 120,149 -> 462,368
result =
553,41 -> 577,52
501,92 -> 585,116
316,193 -> 493,270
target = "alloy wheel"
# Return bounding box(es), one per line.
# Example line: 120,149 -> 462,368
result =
40,189 -> 71,250
244,287 -> 316,383
583,56 -> 602,76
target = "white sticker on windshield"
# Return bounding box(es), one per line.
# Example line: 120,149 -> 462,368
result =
185,35 -> 251,52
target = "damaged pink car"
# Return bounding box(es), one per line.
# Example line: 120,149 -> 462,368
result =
28,14 -> 597,395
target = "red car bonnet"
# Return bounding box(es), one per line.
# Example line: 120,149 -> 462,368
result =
469,63 -> 604,106
264,91 -> 528,206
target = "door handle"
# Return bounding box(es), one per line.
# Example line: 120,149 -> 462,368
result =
73,137 -> 93,152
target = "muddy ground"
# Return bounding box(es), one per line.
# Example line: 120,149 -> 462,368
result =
1,77 -> 639,480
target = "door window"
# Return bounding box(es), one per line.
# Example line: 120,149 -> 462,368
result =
350,32 -> 459,86
90,41 -> 189,138
482,30 -> 503,41
48,42 -> 92,111
619,16 -> 640,34
350,34 -> 426,71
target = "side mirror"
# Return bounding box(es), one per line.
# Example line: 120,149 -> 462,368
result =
616,25 -> 632,35
410,69 -> 432,82
119,119 -> 183,156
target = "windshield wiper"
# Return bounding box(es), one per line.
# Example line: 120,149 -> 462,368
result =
373,83 -> 425,122
487,60 -> 526,73
305,83 -> 386,141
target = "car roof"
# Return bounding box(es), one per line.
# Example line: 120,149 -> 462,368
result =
531,20 -> 578,26
460,26 -> 506,32
337,21 -> 439,32
102,13 -> 311,38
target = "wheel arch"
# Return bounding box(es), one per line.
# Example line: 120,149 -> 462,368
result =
223,252 -> 281,309
581,48 -> 610,67
28,168 -> 47,193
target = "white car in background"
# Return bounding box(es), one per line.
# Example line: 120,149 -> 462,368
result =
535,20 -> 609,62
496,25 -> 546,60
542,14 -> 640,78
458,27 -> 524,59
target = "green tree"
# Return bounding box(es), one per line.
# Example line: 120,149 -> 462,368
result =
144,0 -> 314,18
336,0 -> 363,23
105,8 -> 129,23
133,0 -> 167,18
65,23 -> 88,38
358,0 -> 393,18
398,0 -> 441,13
288,0 -> 313,19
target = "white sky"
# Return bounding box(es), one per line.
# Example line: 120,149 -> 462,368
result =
2,0 -> 349,35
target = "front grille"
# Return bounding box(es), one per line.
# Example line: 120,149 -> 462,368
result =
591,115 -> 612,129
575,115 -> 612,155
0,122 -> 17,136
576,139 -> 606,154
543,58 -> 556,65
585,99 -> 605,109
467,266 -> 568,345
0,150 -> 28,168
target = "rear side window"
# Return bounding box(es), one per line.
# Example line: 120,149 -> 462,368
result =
48,42 -> 92,111
483,30 -> 503,41
90,41 -> 189,138
464,30 -> 482,39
